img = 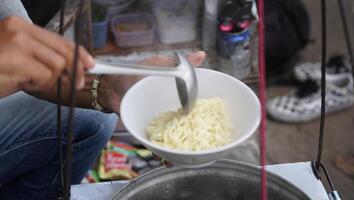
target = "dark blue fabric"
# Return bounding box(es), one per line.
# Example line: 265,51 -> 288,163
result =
0,92 -> 118,199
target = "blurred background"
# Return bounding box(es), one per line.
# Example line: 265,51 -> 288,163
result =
267,0 -> 354,199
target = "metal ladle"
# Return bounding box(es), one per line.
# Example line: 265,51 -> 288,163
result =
88,53 -> 197,113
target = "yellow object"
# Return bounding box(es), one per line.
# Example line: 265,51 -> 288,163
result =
146,97 -> 233,151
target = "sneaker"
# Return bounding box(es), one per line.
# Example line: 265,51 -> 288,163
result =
294,55 -> 351,83
267,75 -> 354,123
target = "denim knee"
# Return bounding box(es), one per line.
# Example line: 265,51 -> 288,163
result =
73,109 -> 118,146
68,110 -> 118,184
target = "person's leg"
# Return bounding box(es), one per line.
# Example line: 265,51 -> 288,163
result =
0,92 -> 118,200
0,2 -> 117,199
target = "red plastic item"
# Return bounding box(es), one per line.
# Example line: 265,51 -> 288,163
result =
219,21 -> 234,32
257,0 -> 268,199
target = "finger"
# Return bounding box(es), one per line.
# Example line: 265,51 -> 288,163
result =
75,60 -> 85,89
17,55 -> 55,91
4,16 -> 94,70
16,20 -> 94,70
186,51 -> 206,67
21,36 -> 67,81
79,45 -> 94,69
65,57 -> 85,90
5,31 -> 67,82
0,47 -> 55,91
65,46 -> 89,89
75,46 -> 93,89
0,75 -> 21,98
9,19 -> 76,64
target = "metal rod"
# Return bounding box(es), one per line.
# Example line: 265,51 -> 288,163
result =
88,52 -> 188,78
315,0 -> 327,171
56,0 -> 66,196
89,61 -> 181,77
63,1 -> 85,199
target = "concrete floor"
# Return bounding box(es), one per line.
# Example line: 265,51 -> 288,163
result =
266,0 -> 354,199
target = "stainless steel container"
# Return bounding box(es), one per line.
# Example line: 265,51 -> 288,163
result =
112,160 -> 310,200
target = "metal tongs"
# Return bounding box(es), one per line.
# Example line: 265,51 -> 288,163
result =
88,53 -> 197,113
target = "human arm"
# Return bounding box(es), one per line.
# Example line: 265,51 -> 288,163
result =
31,51 -> 207,113
0,16 -> 94,98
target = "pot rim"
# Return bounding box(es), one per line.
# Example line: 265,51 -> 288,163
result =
112,159 -> 311,200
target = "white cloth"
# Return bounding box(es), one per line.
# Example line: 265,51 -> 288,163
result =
0,0 -> 30,20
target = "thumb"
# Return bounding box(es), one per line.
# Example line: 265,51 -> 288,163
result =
187,51 -> 206,67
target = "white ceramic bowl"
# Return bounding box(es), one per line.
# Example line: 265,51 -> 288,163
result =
120,68 -> 261,168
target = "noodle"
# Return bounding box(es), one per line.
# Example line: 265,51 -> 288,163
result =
146,97 -> 233,151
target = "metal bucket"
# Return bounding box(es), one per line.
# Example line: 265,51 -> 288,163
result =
112,160 -> 310,200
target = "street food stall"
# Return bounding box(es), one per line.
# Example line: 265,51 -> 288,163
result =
41,0 -> 349,199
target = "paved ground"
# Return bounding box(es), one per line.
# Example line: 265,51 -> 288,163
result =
266,0 -> 354,199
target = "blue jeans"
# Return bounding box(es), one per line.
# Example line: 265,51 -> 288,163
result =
0,92 -> 118,199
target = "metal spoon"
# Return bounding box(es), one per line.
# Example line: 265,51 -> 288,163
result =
88,53 -> 197,113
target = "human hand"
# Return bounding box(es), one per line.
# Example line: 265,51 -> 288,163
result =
98,51 -> 206,113
0,16 -> 94,98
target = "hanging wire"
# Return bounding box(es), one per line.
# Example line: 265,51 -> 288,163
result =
315,0 -> 327,172
311,160 -> 341,199
62,0 -> 85,199
56,0 -> 67,197
256,0 -> 267,199
311,0 -> 342,198
312,0 -> 354,198
319,162 -> 336,191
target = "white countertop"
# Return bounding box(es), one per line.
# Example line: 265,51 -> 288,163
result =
71,161 -> 330,200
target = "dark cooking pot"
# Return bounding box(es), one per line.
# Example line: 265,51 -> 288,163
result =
112,160 -> 310,200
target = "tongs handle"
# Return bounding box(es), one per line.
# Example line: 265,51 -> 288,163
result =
87,53 -> 185,77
